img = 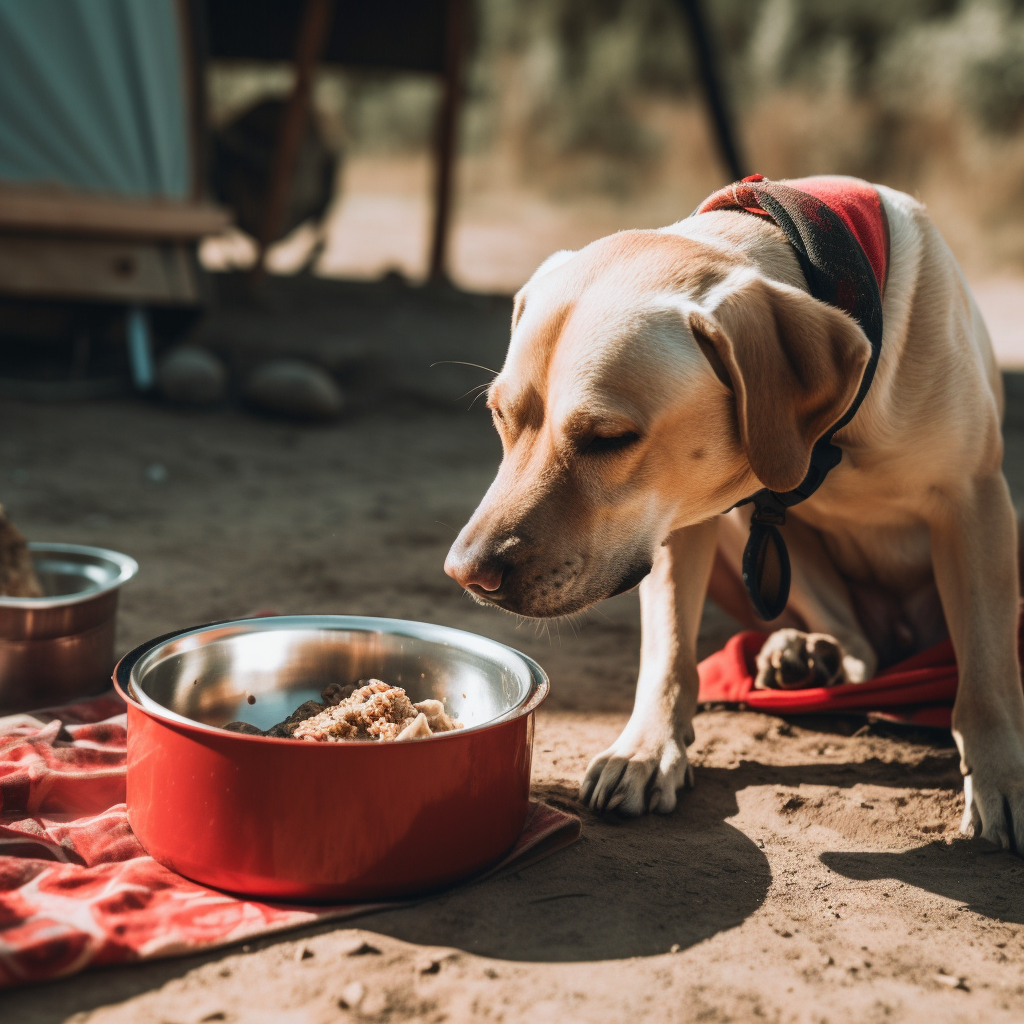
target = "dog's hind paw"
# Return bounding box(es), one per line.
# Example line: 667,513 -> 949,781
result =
579,735 -> 693,816
754,629 -> 863,690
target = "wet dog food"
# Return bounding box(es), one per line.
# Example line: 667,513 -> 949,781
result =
224,679 -> 462,741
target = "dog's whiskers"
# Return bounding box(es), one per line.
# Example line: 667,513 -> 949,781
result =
430,360 -> 500,376
467,388 -> 492,411
455,381 -> 493,403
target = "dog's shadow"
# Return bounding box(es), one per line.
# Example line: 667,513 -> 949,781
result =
366,773 -> 769,962
712,755 -> 1024,928
820,842 -> 1024,923
367,751 -> 1014,962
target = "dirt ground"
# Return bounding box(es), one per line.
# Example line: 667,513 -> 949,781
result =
4,275 -> 1024,1023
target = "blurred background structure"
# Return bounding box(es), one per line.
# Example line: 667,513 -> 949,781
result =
0,0 -> 227,397
3,0 -> 1024,398
202,0 -> 1024,295
204,0 -> 1024,373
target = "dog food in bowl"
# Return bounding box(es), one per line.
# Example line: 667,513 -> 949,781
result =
224,678 -> 462,741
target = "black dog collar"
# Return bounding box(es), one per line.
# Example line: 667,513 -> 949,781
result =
694,175 -> 886,620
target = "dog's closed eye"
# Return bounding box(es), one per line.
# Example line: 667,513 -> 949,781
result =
581,432 -> 641,456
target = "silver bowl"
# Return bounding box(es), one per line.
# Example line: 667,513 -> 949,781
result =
0,542 -> 138,712
127,614 -> 544,737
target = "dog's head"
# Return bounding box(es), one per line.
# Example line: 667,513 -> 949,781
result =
445,229 -> 871,617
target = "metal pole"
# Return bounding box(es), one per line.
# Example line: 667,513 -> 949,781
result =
676,0 -> 747,183
428,0 -> 468,284
127,305 -> 155,392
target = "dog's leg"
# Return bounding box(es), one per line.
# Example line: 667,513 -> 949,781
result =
718,508 -> 877,689
579,518 -> 717,815
929,473 -> 1024,851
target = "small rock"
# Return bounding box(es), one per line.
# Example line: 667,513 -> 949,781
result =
669,944 -> 681,953
158,347 -> 227,406
242,359 -> 343,421
418,952 -> 458,974
346,941 -> 381,956
934,972 -> 969,991
294,945 -> 314,961
338,981 -> 365,1010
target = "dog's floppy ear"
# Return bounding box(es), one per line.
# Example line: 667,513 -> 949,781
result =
689,276 -> 872,493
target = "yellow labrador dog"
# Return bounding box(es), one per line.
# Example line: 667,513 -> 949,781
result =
445,177 -> 1024,851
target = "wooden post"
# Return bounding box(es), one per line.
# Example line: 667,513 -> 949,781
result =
254,0 -> 336,280
428,0 -> 467,284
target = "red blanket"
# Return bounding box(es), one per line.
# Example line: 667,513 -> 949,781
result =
698,622 -> 1024,728
0,694 -> 581,989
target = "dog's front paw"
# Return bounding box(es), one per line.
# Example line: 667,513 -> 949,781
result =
958,727 -> 1024,853
754,628 -> 866,689
579,732 -> 693,815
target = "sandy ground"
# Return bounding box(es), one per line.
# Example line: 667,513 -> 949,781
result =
4,275 -> 1024,1022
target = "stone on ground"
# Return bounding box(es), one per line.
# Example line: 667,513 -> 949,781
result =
157,347 -> 228,406
242,359 -> 344,421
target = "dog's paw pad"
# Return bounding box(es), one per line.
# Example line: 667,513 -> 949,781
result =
755,629 -> 845,690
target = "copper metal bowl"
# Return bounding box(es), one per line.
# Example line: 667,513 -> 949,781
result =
113,615 -> 549,901
0,542 -> 138,712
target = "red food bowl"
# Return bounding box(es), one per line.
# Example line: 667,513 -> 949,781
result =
113,615 -> 548,902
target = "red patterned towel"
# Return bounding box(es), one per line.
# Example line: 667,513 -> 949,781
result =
697,619 -> 1024,728
0,694 -> 581,989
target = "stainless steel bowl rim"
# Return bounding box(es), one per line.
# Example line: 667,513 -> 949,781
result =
0,542 -> 138,609
122,614 -> 550,744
